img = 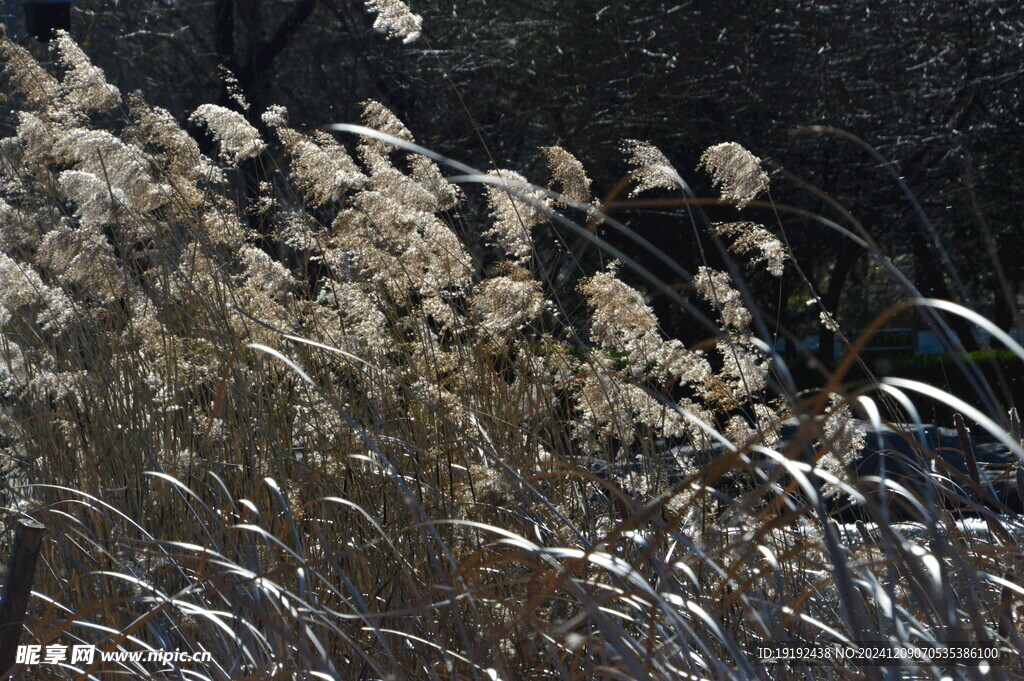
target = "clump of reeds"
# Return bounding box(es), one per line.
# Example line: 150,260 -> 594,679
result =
0,26 -> 1021,681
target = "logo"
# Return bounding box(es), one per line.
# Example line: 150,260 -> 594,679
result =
16,644 -> 212,666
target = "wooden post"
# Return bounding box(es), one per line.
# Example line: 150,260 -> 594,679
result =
0,518 -> 45,679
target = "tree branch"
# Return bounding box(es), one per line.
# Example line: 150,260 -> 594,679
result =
251,0 -> 319,77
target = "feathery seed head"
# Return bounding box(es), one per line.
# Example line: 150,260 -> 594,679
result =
358,101 -> 414,174
58,170 -> 126,229
0,37 -> 61,113
54,128 -> 170,213
35,223 -> 125,303
0,198 -> 37,252
277,126 -> 364,205
819,393 -> 866,485
541,145 -> 592,204
819,308 -> 840,333
54,31 -> 120,114
581,265 -> 711,386
711,221 -> 786,277
621,139 -> 680,196
470,264 -> 545,341
693,266 -> 751,330
699,142 -> 769,208
483,170 -> 552,264
365,0 -> 423,43
261,105 -> 289,129
129,99 -> 221,185
407,154 -> 460,210
189,104 -> 266,164
0,251 -> 75,332
580,269 -> 659,346
218,66 -> 249,111
361,101 -> 414,143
